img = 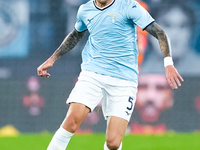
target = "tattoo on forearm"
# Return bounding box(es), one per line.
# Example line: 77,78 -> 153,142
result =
157,32 -> 170,57
145,22 -> 171,57
51,29 -> 86,62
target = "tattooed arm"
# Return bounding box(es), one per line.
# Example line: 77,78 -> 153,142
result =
51,29 -> 86,62
145,22 -> 170,57
37,29 -> 86,77
144,22 -> 184,89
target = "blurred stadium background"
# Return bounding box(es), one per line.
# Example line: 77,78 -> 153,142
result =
0,0 -> 200,149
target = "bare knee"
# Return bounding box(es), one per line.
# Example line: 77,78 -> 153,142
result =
106,138 -> 121,150
62,114 -> 80,133
105,116 -> 127,149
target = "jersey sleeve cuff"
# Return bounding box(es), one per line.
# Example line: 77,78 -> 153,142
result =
143,20 -> 155,31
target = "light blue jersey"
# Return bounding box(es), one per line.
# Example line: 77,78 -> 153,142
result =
75,0 -> 154,83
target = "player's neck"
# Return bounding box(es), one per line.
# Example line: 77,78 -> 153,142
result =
95,0 -> 114,8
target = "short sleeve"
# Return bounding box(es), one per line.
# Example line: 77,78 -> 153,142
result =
75,5 -> 87,32
126,1 -> 154,30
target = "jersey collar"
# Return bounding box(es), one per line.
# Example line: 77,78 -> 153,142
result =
93,0 -> 115,11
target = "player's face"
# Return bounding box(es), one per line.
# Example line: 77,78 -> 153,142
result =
150,7 -> 191,59
136,74 -> 173,122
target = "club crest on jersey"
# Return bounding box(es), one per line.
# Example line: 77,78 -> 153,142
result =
108,14 -> 118,23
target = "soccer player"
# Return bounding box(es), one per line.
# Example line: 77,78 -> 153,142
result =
37,0 -> 184,150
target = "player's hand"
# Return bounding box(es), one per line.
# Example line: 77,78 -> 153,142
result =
37,58 -> 54,78
165,65 -> 184,89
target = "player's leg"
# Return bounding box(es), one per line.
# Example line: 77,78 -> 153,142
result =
104,116 -> 128,150
47,70 -> 103,150
101,76 -> 138,150
47,102 -> 90,150
61,102 -> 91,133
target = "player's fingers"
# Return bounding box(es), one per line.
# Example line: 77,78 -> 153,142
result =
41,70 -> 48,77
37,67 -> 43,76
174,70 -> 184,82
38,70 -> 43,76
46,73 -> 51,78
170,82 -> 175,89
171,79 -> 178,89
177,74 -> 184,82
38,70 -> 46,77
174,76 -> 181,86
171,77 -> 178,89
167,78 -> 175,89
41,71 -> 51,78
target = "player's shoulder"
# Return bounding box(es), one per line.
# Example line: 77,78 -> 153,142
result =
79,0 -> 93,11
116,0 -> 139,11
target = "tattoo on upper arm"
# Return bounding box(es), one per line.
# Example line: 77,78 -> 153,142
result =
51,29 -> 86,62
145,22 -> 171,57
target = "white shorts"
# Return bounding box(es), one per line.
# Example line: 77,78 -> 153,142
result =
67,70 -> 138,122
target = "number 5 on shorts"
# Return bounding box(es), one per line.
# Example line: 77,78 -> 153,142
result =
127,97 -> 134,111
